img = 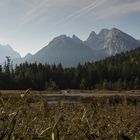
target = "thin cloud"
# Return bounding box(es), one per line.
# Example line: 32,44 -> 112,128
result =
96,0 -> 140,20
20,0 -> 108,26
19,0 -> 140,26
55,0 -> 108,25
56,0 -> 99,23
20,0 -> 48,25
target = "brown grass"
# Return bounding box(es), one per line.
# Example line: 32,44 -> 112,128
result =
0,90 -> 140,139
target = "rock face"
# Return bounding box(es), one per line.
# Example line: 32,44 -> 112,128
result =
12,28 -> 140,67
0,44 -> 21,63
27,35 -> 95,67
85,28 -> 140,56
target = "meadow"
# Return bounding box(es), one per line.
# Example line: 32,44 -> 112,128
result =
0,90 -> 140,140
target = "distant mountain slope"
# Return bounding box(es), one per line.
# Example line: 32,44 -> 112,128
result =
0,44 -> 21,63
26,35 -> 95,67
85,28 -> 140,56
12,28 -> 140,67
13,53 -> 32,65
5,47 -> 140,90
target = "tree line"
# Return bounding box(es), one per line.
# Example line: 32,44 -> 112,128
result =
0,48 -> 140,90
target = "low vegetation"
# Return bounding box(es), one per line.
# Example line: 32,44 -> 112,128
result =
0,90 -> 140,139
0,48 -> 140,90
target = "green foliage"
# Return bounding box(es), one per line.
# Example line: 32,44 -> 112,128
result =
0,48 -> 140,90
80,79 -> 87,90
45,80 -> 58,90
6,115 -> 17,140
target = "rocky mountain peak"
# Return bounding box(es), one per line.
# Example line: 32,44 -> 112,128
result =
24,53 -> 32,59
0,44 -> 21,63
48,35 -> 71,46
99,29 -> 109,36
87,31 -> 97,41
11,28 -> 140,67
89,31 -> 97,37
72,35 -> 83,44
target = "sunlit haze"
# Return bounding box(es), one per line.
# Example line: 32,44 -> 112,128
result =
0,0 -> 140,57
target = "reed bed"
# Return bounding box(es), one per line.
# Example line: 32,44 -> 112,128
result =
0,90 -> 140,140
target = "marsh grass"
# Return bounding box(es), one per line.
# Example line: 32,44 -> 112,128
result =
0,90 -> 140,139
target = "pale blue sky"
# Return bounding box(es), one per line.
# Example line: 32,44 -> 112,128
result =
0,0 -> 140,56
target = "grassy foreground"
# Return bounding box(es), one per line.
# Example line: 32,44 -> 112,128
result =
0,90 -> 140,140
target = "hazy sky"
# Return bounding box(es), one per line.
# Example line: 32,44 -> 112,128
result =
0,0 -> 140,56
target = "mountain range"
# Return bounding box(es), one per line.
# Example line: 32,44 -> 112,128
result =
1,28 -> 140,67
0,44 -> 21,63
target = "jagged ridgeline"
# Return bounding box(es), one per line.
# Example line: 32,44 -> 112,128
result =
12,28 -> 140,67
0,44 -> 21,63
1,47 -> 140,90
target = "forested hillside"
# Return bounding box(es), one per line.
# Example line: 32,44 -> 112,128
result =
0,48 -> 140,90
